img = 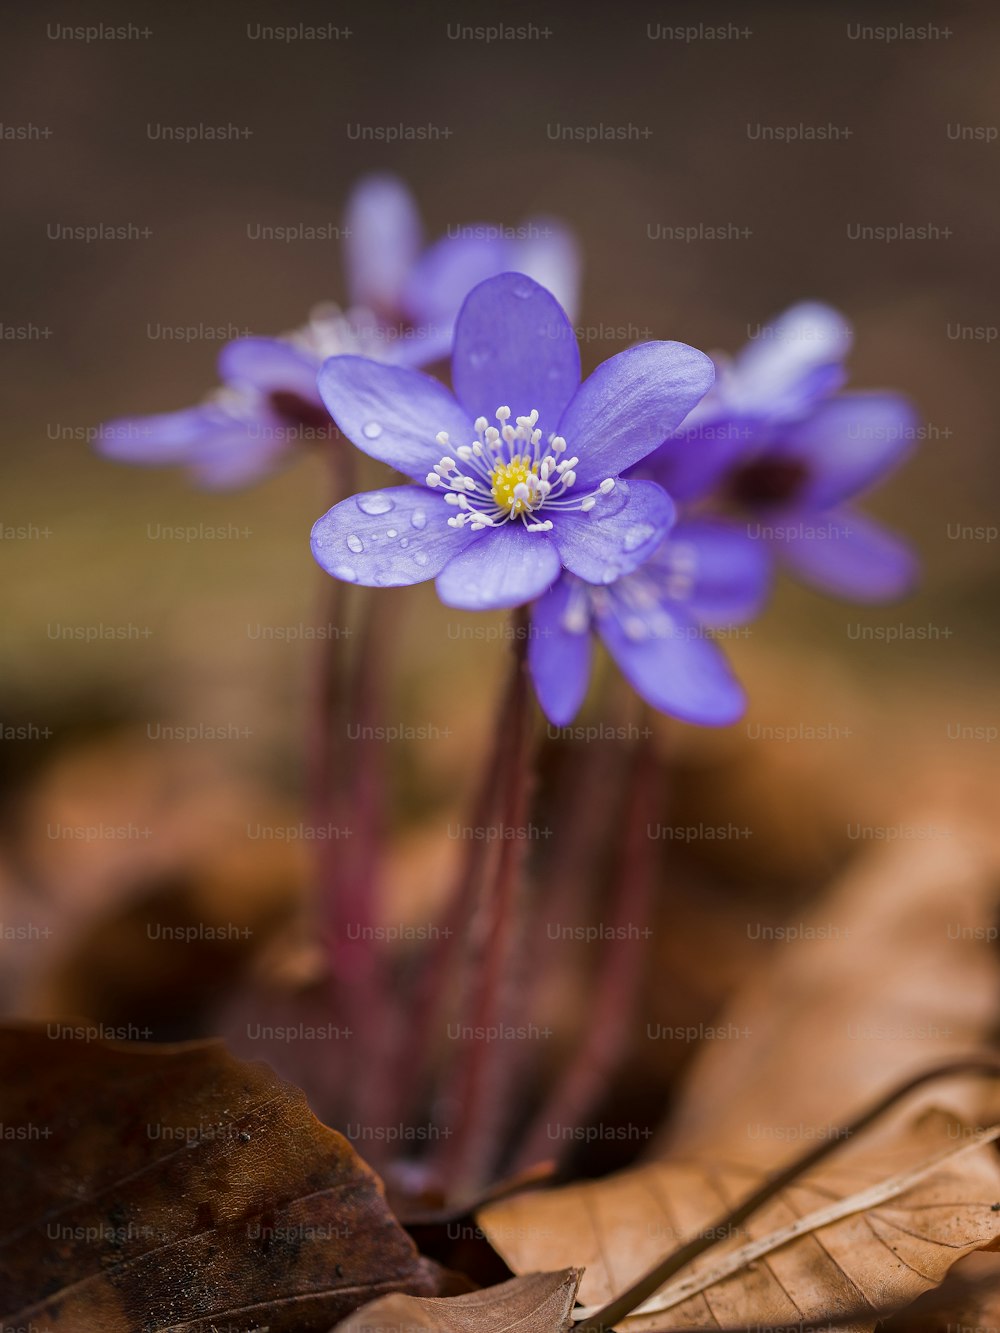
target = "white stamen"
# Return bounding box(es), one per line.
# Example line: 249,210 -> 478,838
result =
423,406 -> 621,535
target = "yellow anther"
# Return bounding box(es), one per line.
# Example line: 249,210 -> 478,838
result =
490,455 -> 538,515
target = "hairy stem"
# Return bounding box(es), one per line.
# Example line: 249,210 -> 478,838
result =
514,732 -> 659,1173
437,607 -> 535,1197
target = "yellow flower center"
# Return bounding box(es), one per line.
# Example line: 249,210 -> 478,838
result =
490,455 -> 538,516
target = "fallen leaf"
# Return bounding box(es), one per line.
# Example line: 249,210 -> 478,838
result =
479,1109 -> 1000,1331
663,829 -> 1000,1164
0,1025 -> 440,1332
880,1250 -> 1000,1333
331,1268 -> 582,1333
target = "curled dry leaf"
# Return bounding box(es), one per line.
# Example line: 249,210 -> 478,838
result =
663,831 -> 1000,1163
330,1268 -> 583,1333
0,1026 -> 440,1332
479,1109 -> 1000,1331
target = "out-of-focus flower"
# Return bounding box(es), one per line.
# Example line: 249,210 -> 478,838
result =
97,174 -> 580,489
97,308 -> 353,489
528,521 -> 769,726
344,172 -> 580,365
641,303 -> 919,602
310,273 -> 713,612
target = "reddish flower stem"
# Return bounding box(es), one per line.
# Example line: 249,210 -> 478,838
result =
389,670 -> 514,1129
513,730 -> 660,1172
438,607 -> 535,1196
335,589 -> 396,1139
306,452 -> 354,953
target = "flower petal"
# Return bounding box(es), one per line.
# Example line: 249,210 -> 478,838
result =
597,597 -> 746,726
559,342 -> 715,488
381,329 -> 455,369
310,486 -> 476,587
435,523 -> 561,611
637,415 -> 760,502
218,337 -> 322,402
722,302 -> 852,418
552,479 -> 675,584
528,576 -> 593,725
451,273 -> 580,430
343,173 -> 422,316
402,229 -> 508,327
770,505 -> 917,602
318,356 -> 473,481
510,219 -> 581,320
658,519 -> 773,625
191,429 -> 290,490
96,406 -> 220,465
775,392 -> 919,508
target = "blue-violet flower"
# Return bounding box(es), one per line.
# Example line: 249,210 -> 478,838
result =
310,273 -> 714,612
97,174 -> 579,489
640,302 -> 919,602
529,520 -> 769,726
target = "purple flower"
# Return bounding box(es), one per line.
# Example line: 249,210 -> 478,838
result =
640,303 -> 920,602
529,521 -> 769,726
97,313 -> 347,489
310,274 -> 714,612
344,173 -> 580,365
98,174 -> 580,489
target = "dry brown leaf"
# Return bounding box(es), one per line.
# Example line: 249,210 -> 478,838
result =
664,830 -> 1000,1164
478,1109 -> 1000,1331
330,1269 -> 583,1333
880,1250 -> 1000,1333
0,1025 -> 440,1332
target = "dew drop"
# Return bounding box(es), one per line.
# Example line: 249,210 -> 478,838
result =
623,523 -> 655,553
511,278 -> 534,299
410,508 -> 428,530
400,537 -> 409,548
386,528 -> 398,538
346,534 -> 364,553
333,565 -> 357,582
413,552 -> 430,567
362,421 -> 383,440
357,492 -> 393,515
467,342 -> 490,368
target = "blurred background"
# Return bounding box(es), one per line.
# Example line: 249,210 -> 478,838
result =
1,0 -> 998,1164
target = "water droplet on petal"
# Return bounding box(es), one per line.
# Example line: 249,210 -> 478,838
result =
346,534 -> 364,553
333,564 -> 357,582
357,492 -> 393,515
413,552 -> 430,567
512,278 -> 534,299
362,421 -> 382,440
386,528 -> 398,538
623,523 -> 655,553
467,342 -> 490,368
399,537 -> 409,548
410,508 -> 428,530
